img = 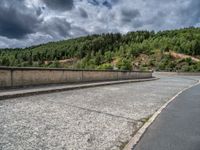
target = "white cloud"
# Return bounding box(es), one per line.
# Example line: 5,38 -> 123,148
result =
0,0 -> 200,48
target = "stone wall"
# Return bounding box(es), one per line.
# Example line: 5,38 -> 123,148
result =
0,67 -> 153,88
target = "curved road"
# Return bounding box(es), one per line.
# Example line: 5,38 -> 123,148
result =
0,75 -> 199,150
134,81 -> 200,150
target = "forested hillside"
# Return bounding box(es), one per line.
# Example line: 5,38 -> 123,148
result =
0,27 -> 200,72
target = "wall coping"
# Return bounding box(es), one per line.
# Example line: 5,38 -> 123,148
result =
155,71 -> 200,73
0,66 -> 153,73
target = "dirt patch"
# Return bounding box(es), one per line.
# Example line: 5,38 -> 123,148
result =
167,51 -> 200,62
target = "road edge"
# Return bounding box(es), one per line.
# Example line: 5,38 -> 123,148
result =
123,79 -> 200,150
0,77 -> 158,101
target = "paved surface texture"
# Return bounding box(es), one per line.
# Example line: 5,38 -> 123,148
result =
134,82 -> 200,150
0,78 -> 157,100
0,76 -> 198,150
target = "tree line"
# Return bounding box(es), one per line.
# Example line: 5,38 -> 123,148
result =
0,27 -> 200,72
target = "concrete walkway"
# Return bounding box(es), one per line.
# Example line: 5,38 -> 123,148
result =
0,78 -> 157,100
0,76 -> 197,150
134,83 -> 200,150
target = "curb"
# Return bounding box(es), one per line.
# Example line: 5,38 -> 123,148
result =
0,77 -> 158,101
123,79 -> 200,150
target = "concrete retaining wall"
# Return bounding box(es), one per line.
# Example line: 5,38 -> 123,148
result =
154,71 -> 200,76
0,67 -> 153,88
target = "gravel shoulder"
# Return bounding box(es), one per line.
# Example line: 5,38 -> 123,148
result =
0,75 -> 198,150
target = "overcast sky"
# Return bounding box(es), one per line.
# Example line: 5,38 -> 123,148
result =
0,0 -> 200,48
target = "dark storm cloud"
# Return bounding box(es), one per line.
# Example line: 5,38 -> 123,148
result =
79,8 -> 88,18
42,0 -> 74,11
36,7 -> 44,16
131,20 -> 144,28
88,0 -> 99,6
102,1 -> 112,9
145,11 -> 167,27
110,0 -> 119,4
1,0 -> 200,48
0,0 -> 42,39
41,17 -> 71,38
71,26 -> 89,36
120,8 -> 141,23
177,0 -> 200,26
87,0 -> 113,9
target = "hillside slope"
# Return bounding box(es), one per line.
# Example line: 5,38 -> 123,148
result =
0,27 -> 200,72
167,51 -> 200,62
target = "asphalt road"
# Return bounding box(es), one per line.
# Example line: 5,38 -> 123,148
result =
134,83 -> 200,150
0,76 -> 198,150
